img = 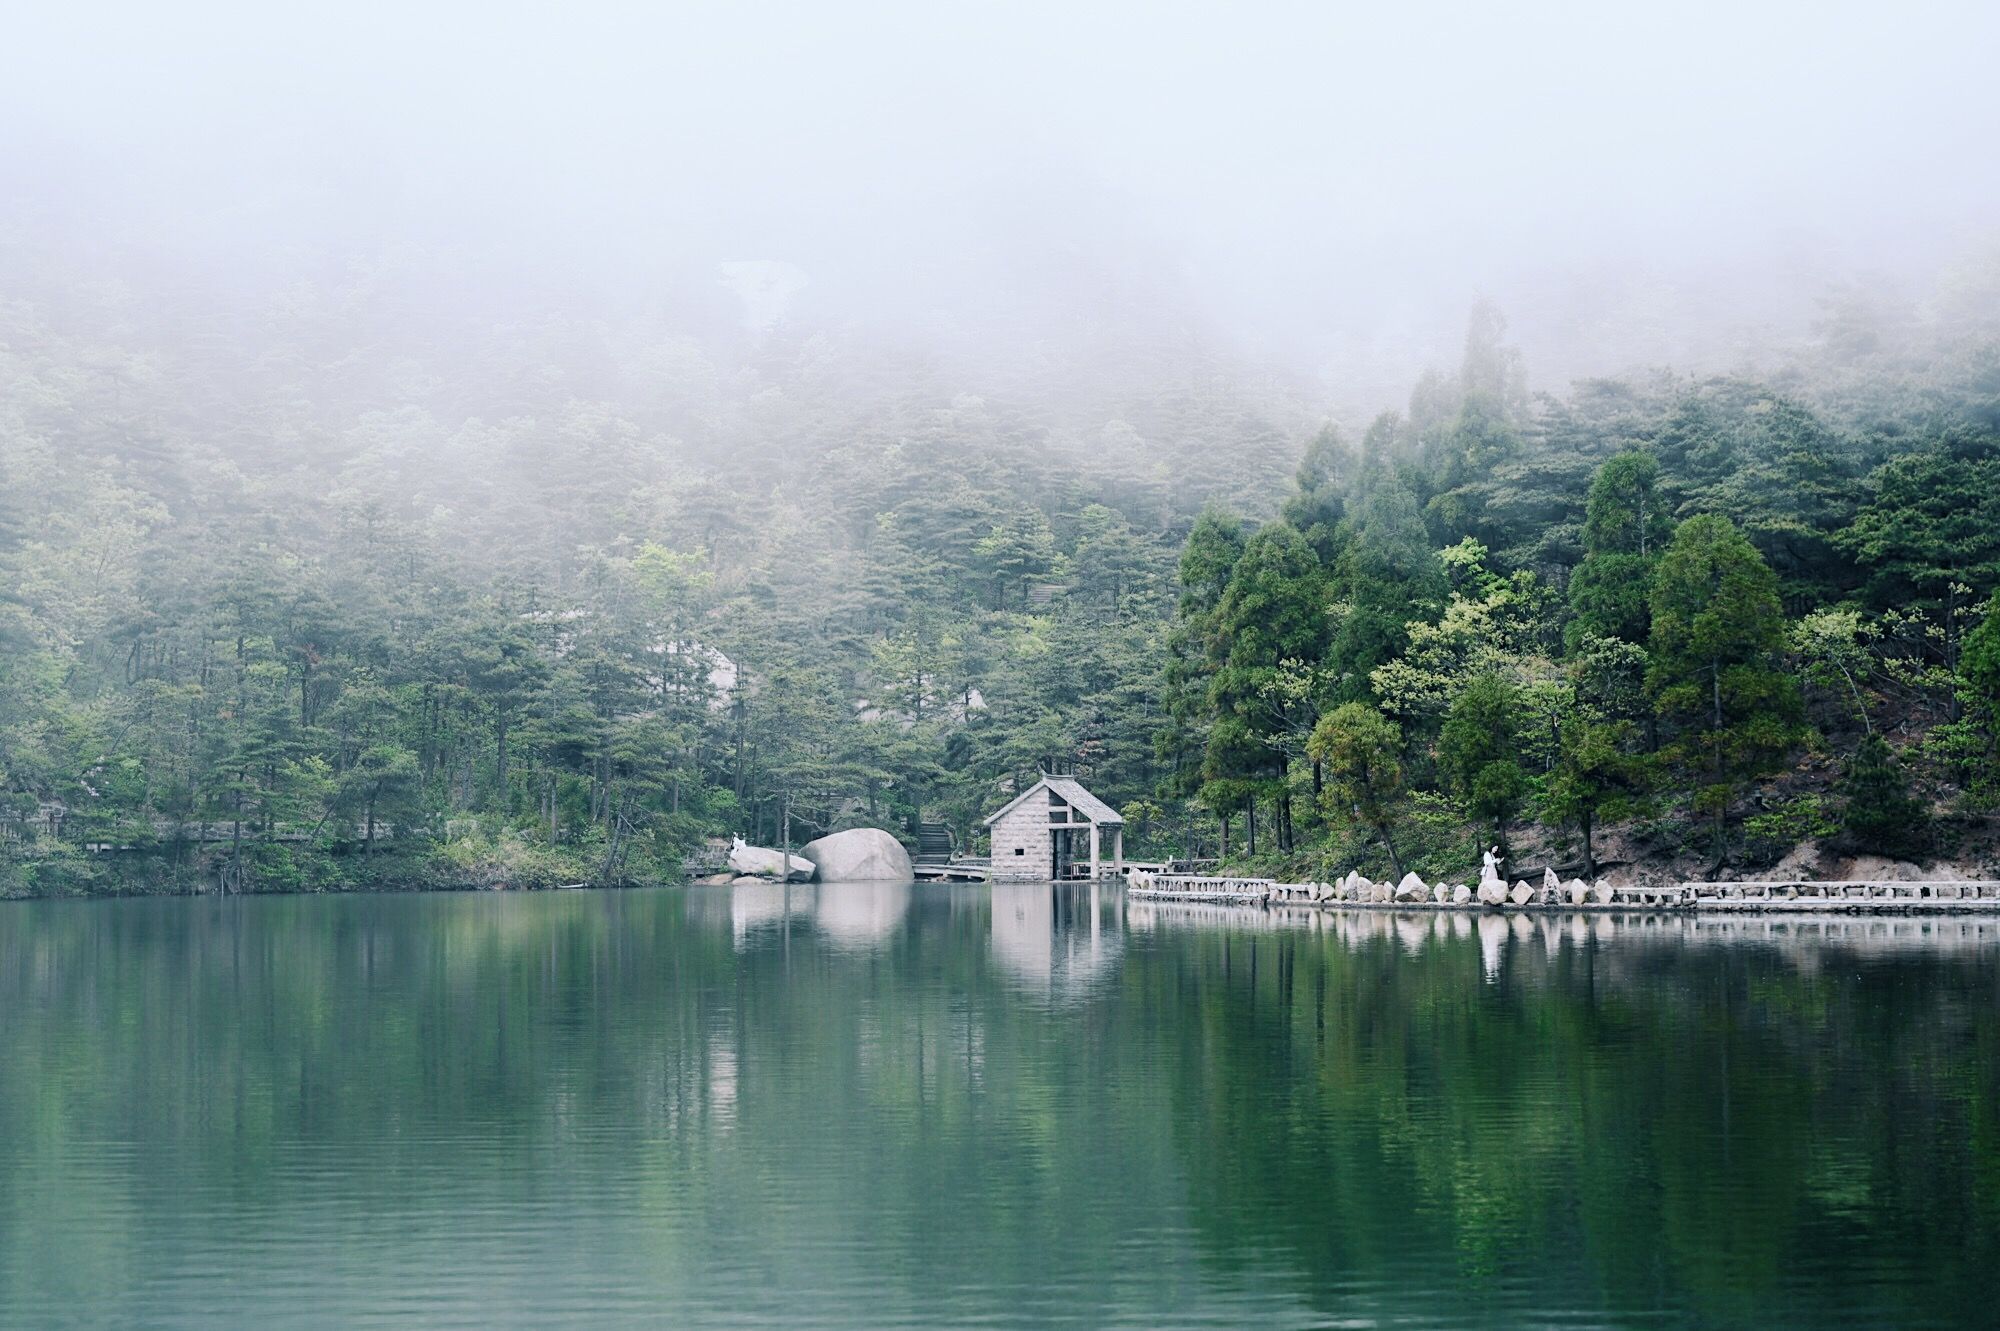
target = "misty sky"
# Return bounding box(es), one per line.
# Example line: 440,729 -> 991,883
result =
6,0 -> 1999,405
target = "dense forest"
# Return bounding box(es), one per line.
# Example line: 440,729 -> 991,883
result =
4,262 -> 2000,895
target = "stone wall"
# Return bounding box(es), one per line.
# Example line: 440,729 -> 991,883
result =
990,803 -> 1053,881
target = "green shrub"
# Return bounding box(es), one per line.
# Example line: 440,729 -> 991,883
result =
1741,796 -> 1836,867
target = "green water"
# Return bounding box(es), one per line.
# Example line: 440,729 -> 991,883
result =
1,883 -> 1995,1329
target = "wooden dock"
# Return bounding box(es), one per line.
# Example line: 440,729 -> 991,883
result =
1128,873 -> 1277,904
913,857 -> 991,882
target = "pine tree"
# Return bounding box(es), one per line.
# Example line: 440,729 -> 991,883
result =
1838,735 -> 1928,858
1203,522 -> 1327,852
1567,451 -> 1672,648
1327,467 -> 1446,703
1647,515 -> 1804,874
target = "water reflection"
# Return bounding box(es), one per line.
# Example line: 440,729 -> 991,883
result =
987,881 -> 1123,1001
812,879 -> 912,951
713,878 -> 915,953
0,887 -> 1993,1329
1139,900 -> 2000,973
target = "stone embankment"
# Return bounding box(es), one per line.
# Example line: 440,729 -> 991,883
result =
1125,867 -> 2000,914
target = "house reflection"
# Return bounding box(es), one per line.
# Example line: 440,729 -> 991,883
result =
987,881 -> 1123,1001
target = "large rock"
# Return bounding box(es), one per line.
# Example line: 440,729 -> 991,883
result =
1452,883 -> 1473,905
1543,867 -> 1561,891
728,837 -> 814,882
800,827 -> 914,882
1477,880 -> 1508,907
1565,879 -> 1590,906
1510,881 -> 1535,907
1394,871 -> 1430,903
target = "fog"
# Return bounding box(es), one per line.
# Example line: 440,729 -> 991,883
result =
8,0 -> 1999,411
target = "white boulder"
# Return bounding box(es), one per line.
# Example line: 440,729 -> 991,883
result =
728,837 -> 814,882
1452,884 -> 1473,905
1394,872 -> 1430,903
1477,879 -> 1508,906
1510,881 -> 1535,907
1591,881 -> 1617,905
1432,884 -> 1448,904
800,827 -> 914,882
1566,879 -> 1591,906
1543,867 -> 1561,890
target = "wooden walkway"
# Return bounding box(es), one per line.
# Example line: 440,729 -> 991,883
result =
1127,873 -> 1276,904
913,857 -> 991,882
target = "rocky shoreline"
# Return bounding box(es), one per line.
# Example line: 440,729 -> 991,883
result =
1127,865 -> 2000,914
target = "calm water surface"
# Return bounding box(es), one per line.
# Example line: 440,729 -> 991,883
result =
1,883 -> 1996,1329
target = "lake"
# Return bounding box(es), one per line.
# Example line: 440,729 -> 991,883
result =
1,882 -> 1994,1329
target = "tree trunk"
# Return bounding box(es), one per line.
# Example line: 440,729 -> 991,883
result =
597,792 -> 626,885
1842,666 -> 1872,735
1579,807 -> 1596,878
1378,824 -> 1405,879
230,785 -> 244,895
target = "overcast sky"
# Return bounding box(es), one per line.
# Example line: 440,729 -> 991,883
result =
6,0 -> 1999,403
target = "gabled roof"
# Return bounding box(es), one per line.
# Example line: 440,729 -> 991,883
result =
983,774 -> 1125,827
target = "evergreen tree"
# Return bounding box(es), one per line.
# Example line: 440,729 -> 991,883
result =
1837,734 -> 1928,858
1327,467 -> 1446,703
1437,673 -> 1528,852
1567,451 -> 1672,648
1540,705 -> 1643,878
1281,424 -> 1353,565
1157,510 -> 1245,828
1308,703 -> 1408,877
1647,515 -> 1804,874
1202,522 -> 1328,850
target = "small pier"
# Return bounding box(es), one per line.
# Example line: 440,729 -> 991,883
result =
913,858 -> 991,882
1126,873 -> 1276,904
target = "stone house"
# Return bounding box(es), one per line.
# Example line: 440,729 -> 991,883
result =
984,774 -> 1125,882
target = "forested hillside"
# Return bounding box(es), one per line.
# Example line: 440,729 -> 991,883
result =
1169,291 -> 2000,884
0,271 -> 1300,893
5,264 -> 2000,894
